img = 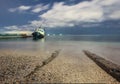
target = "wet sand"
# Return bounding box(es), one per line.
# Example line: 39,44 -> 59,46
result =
0,49 -> 119,84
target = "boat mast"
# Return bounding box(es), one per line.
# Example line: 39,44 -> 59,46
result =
40,19 -> 46,28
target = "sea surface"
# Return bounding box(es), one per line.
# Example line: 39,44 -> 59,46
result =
0,35 -> 120,65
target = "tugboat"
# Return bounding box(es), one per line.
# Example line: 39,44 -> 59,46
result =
32,26 -> 45,39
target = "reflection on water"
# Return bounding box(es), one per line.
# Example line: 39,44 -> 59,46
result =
0,35 -> 120,65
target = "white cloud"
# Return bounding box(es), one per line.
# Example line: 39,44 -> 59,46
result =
9,8 -> 17,12
9,5 -> 31,12
36,1 -> 102,27
3,31 -> 32,35
3,25 -> 33,31
99,0 -> 119,6
9,4 -> 49,13
4,25 -> 18,30
31,4 -> 49,13
7,0 -> 120,30
109,11 -> 120,19
33,0 -> 120,28
18,6 -> 31,11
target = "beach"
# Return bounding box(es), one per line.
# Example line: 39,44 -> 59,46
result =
0,48 -> 119,83
0,36 -> 120,83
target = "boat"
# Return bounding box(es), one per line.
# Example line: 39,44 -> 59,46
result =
32,26 -> 45,39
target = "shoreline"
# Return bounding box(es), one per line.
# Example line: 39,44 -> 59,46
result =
0,49 -> 119,83
83,50 -> 120,82
0,36 -> 32,39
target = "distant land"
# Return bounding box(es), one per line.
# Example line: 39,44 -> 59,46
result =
0,31 -> 32,38
0,27 -> 120,37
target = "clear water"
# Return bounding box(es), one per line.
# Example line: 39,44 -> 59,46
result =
0,35 -> 120,65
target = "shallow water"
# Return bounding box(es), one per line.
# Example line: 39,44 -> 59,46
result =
0,35 -> 120,65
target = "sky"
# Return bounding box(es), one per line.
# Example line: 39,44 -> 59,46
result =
0,0 -> 120,35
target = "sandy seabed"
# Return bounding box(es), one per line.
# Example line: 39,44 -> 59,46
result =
0,49 -> 119,84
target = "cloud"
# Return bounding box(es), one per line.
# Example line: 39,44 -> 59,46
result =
4,25 -> 19,30
34,0 -> 120,28
3,25 -> 34,32
9,5 -> 31,12
31,4 -> 49,13
18,6 -> 31,11
3,31 -> 32,35
7,0 -> 120,30
9,4 -> 49,13
109,11 -> 120,20
1,24 -> 34,35
9,8 -> 17,12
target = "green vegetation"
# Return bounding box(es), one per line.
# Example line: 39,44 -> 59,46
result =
0,34 -> 20,36
0,33 -> 31,39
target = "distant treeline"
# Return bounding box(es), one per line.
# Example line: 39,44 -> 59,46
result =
0,34 -> 18,36
0,33 -> 32,38
0,34 -> 27,36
